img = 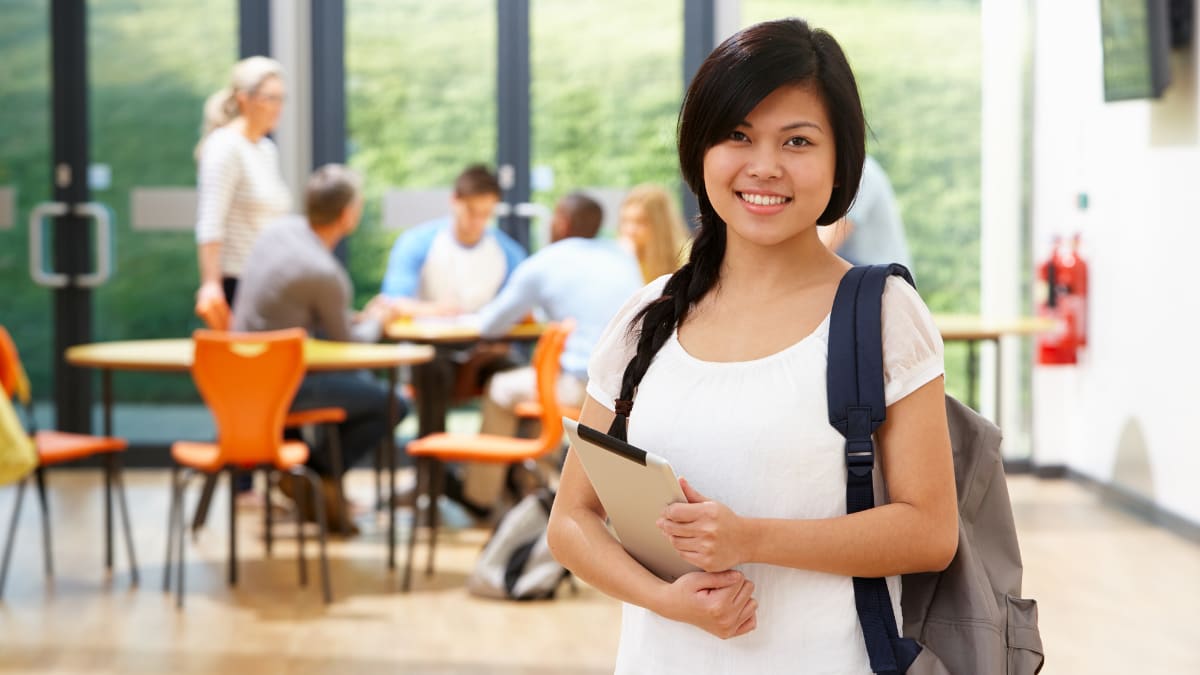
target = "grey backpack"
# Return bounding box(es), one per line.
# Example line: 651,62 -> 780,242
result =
828,265 -> 1044,674
466,488 -> 571,600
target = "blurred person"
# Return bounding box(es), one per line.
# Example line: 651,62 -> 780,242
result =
460,192 -> 643,508
380,164 -> 526,316
617,184 -> 690,283
818,154 -> 911,267
380,165 -> 527,448
234,164 -> 406,536
193,55 -> 291,501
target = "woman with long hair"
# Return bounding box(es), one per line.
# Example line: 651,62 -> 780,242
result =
617,183 -> 690,283
547,18 -> 956,673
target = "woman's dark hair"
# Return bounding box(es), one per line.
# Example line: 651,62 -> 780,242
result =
609,18 -> 866,438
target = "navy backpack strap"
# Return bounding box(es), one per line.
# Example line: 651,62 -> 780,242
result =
827,264 -> 921,675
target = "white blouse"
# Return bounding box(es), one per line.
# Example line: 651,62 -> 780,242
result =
585,274 -> 944,675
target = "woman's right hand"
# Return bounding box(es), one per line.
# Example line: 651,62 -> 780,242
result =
195,281 -> 230,330
657,569 -> 758,640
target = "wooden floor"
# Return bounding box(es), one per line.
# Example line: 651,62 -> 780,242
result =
0,470 -> 1196,674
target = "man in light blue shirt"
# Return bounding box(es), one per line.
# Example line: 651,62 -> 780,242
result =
461,192 -> 643,507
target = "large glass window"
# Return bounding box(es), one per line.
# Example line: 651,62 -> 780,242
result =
744,0 -> 984,403
0,1 -> 52,404
530,0 -> 685,244
345,0 -> 496,305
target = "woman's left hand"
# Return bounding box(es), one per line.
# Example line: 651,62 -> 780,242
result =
658,478 -> 750,572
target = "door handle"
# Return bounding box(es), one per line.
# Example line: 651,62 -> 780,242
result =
74,202 -> 113,288
28,201 -> 69,288
27,201 -> 114,288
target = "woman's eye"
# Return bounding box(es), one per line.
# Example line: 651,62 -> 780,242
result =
728,130 -> 749,142
785,136 -> 811,147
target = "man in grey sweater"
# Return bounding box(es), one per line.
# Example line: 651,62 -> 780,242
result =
234,164 -> 402,535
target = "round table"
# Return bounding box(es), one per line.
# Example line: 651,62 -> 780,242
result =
66,337 -> 435,571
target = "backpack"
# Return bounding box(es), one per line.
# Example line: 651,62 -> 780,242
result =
466,487 -> 572,600
828,264 -> 1044,674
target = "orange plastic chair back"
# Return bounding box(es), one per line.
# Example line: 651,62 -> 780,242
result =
532,320 -> 574,450
191,328 -> 305,467
0,326 -> 32,405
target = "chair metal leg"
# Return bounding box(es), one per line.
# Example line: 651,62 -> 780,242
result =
298,467 -> 331,603
293,473 -> 308,588
34,468 -> 52,578
104,456 -> 113,571
190,473 -> 219,534
401,457 -> 422,592
227,469 -> 237,587
164,466 -> 180,593
175,469 -> 194,610
425,459 -> 444,578
111,458 -> 139,586
264,470 -> 274,557
0,478 -> 28,599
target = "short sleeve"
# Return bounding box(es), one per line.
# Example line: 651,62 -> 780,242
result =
585,275 -> 670,411
881,276 -> 944,406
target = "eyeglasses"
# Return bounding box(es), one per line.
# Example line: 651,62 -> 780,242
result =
252,92 -> 286,104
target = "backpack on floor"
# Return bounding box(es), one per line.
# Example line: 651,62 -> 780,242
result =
827,264 -> 1044,675
466,487 -> 571,600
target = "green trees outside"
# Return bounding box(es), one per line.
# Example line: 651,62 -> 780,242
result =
0,0 -> 982,403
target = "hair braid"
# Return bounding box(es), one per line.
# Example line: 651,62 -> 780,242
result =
607,208 -> 725,440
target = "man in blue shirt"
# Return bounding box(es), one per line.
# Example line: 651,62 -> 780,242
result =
380,165 -> 527,440
461,192 -> 643,508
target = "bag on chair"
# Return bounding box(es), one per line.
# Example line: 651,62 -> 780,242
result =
0,390 -> 36,487
827,264 -> 1044,675
466,487 -> 571,600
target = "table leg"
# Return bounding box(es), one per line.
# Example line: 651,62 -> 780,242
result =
102,370 -> 113,571
102,370 -> 113,437
388,366 -> 398,570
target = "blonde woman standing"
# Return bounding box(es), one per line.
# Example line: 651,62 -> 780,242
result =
193,56 -> 292,330
617,184 -> 691,283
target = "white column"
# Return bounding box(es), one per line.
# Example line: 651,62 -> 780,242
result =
271,0 -> 312,200
979,0 -> 1026,453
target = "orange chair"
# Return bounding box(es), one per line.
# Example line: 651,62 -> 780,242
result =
164,329 -> 331,607
0,326 -> 137,598
190,312 -> 350,533
402,320 -> 574,591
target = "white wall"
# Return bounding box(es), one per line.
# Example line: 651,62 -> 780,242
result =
1031,0 -> 1200,525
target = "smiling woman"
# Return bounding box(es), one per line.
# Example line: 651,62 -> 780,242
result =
547,17 -> 957,675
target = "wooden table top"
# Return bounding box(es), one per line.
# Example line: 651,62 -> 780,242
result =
933,314 -> 1060,341
65,338 -> 435,373
383,319 -> 544,344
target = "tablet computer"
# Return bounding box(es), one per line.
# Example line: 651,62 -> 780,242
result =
563,417 -> 700,582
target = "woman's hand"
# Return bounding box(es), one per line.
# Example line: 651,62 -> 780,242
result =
658,478 -> 751,572
656,569 -> 758,640
194,281 -> 230,330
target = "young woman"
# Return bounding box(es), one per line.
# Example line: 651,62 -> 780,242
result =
547,18 -> 957,674
617,183 -> 691,283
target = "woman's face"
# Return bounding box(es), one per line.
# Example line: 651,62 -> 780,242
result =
701,83 -> 836,250
618,203 -> 649,251
240,75 -> 286,134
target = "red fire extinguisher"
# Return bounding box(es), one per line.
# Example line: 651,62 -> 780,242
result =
1036,234 -> 1088,365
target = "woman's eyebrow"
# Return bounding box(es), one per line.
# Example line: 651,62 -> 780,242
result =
736,120 -> 825,132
